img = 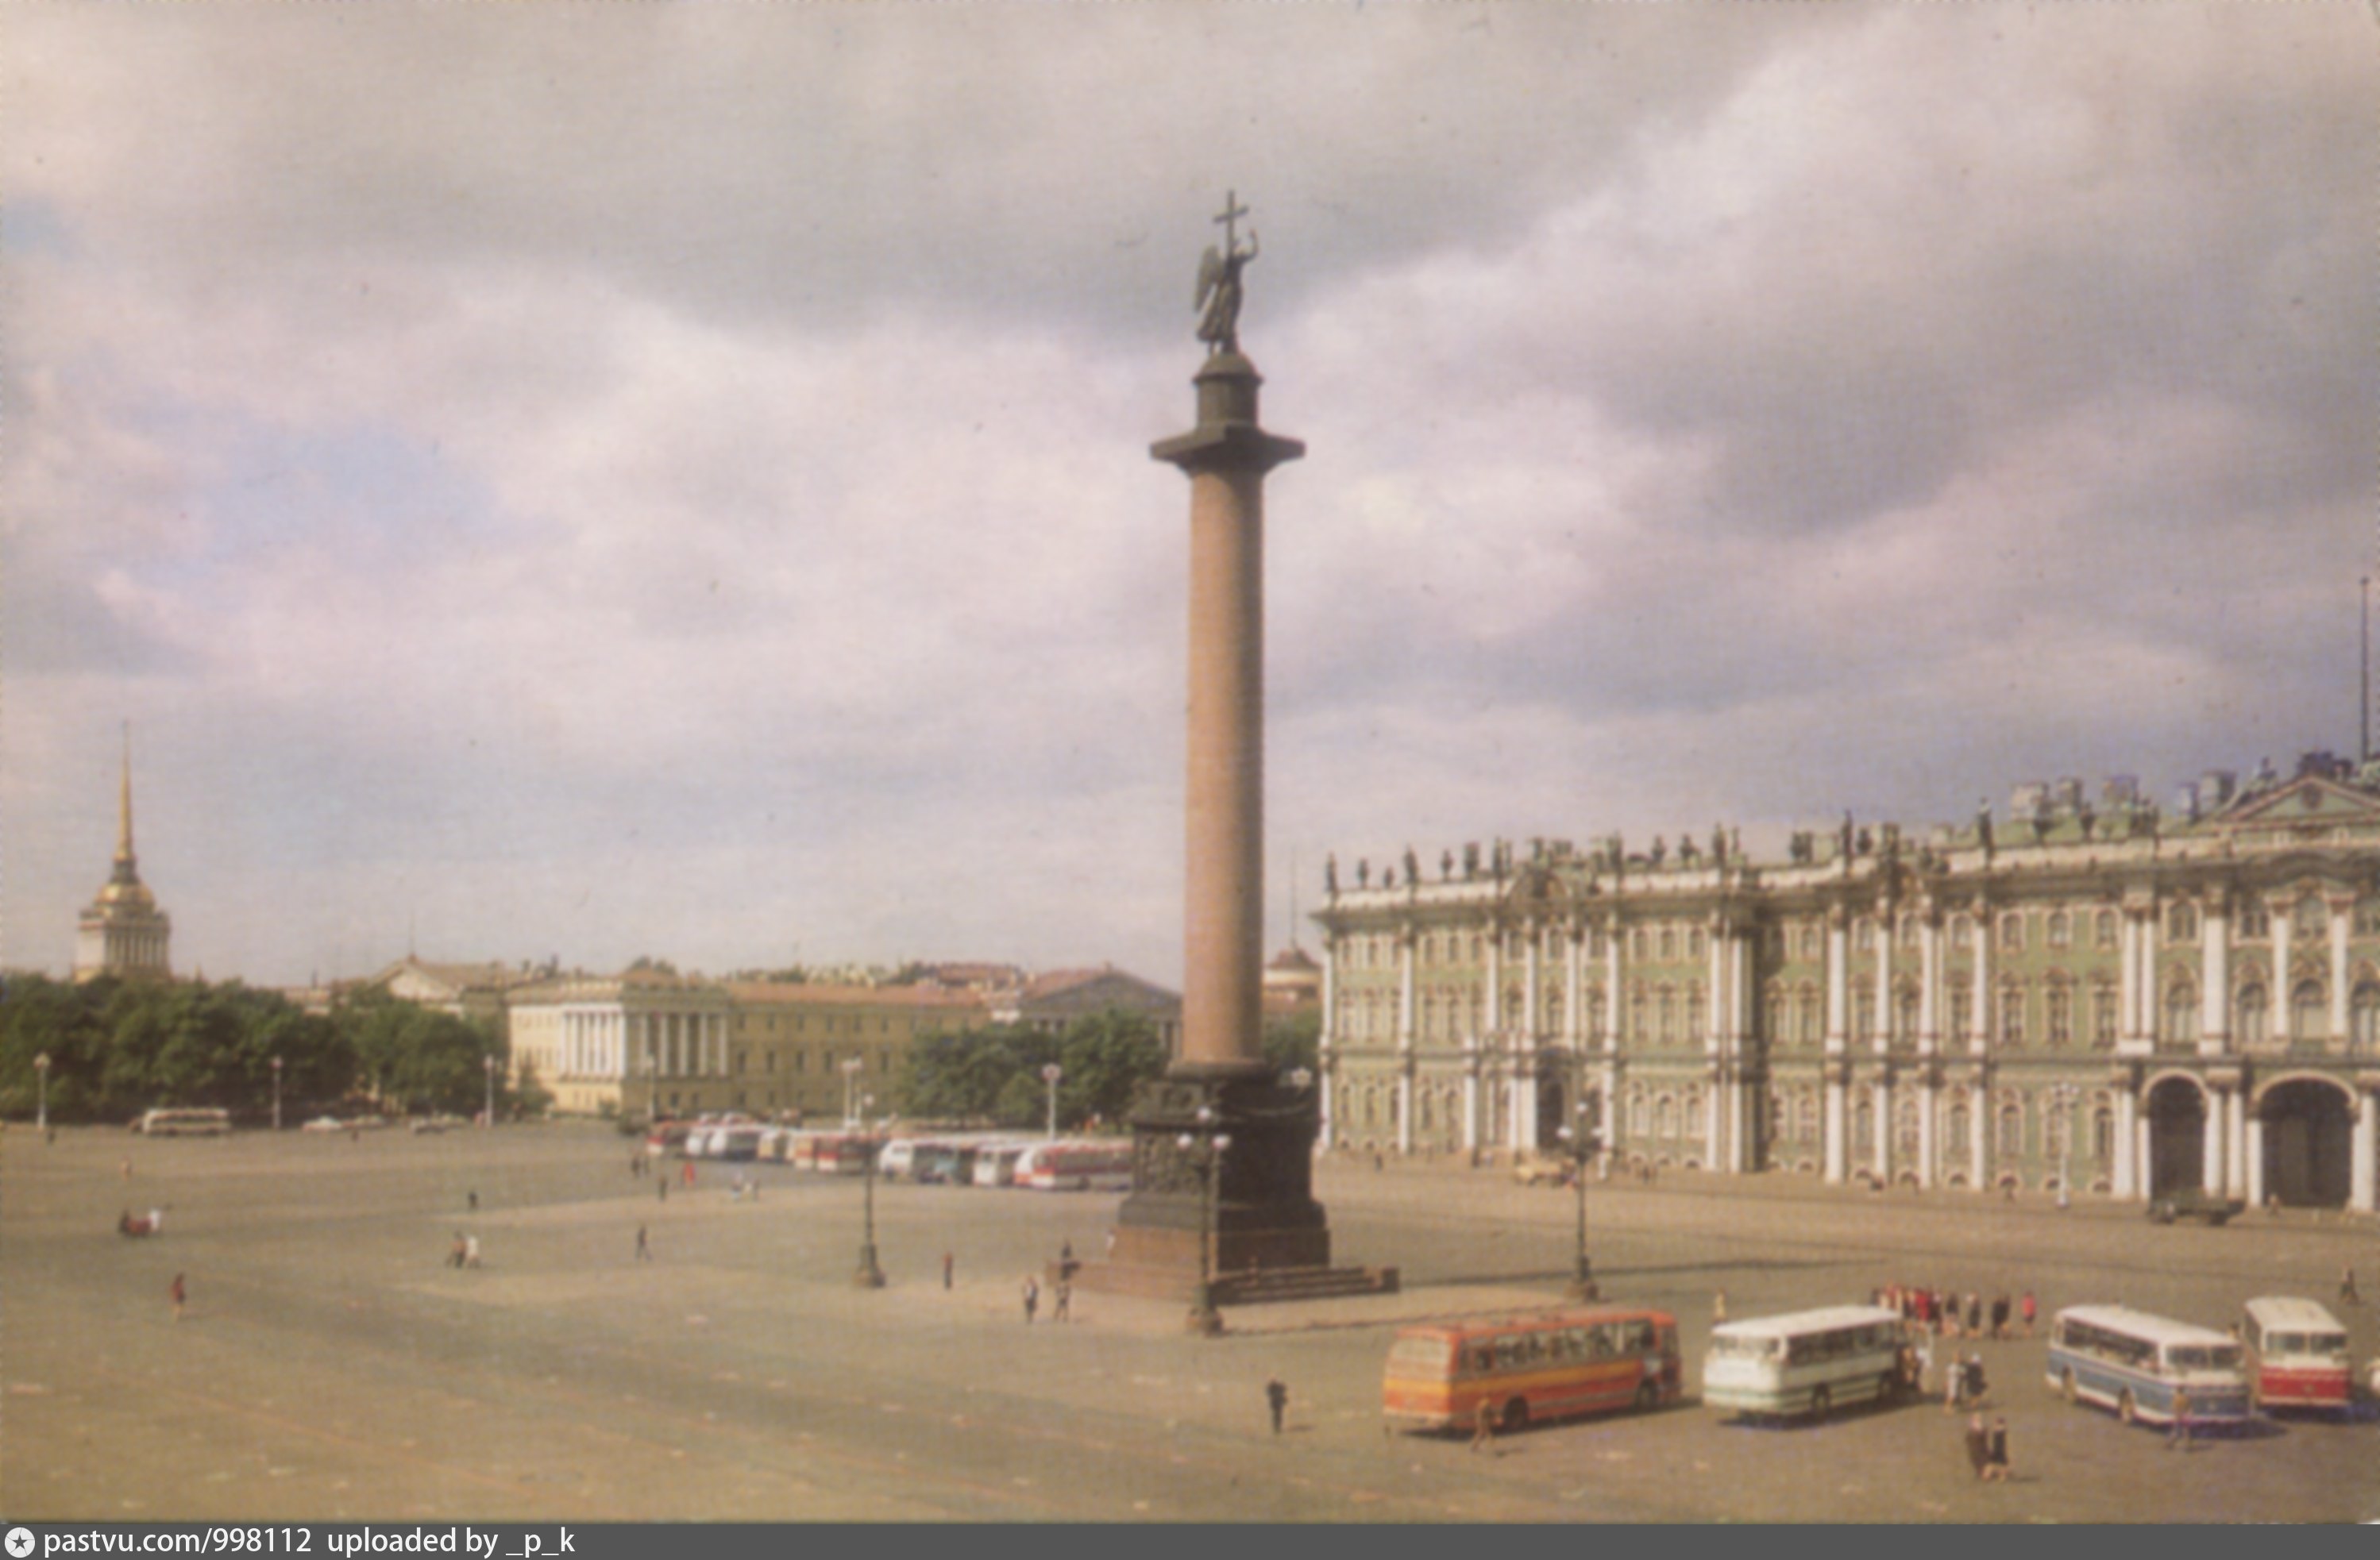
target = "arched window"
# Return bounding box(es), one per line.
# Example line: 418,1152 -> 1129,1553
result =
1800,925 -> 1822,961
1997,1103 -> 2025,1157
1659,926 -> 1677,961
1949,981 -> 1973,1042
1631,929 -> 1649,962
2001,913 -> 2026,951
1657,989 -> 1676,1045
2092,1107 -> 2116,1161
2000,984 -> 2027,1048
1684,988 -> 1706,1042
1656,1096 -> 1677,1138
2046,910 -> 2071,949
2293,894 -> 2325,941
2166,982 -> 2200,1046
1896,987 -> 1919,1042
2091,984 -> 2118,1049
1629,991 -> 1646,1043
1419,1090 -> 1434,1130
1629,1094 -> 1649,1136
2046,984 -> 2072,1048
2094,909 -> 2119,950
2352,983 -> 2380,1052
1950,915 -> 1973,949
1855,919 -> 1875,953
2239,901 -> 2270,939
2289,980 -> 2324,1046
2236,984 -> 2268,1049
1854,1098 -> 1874,1154
2169,903 -> 2198,942
1688,927 -> 1706,960
1797,1094 -> 1820,1144
1948,1103 -> 1971,1155
1853,989 -> 1875,1043
1765,990 -> 1786,1046
1798,991 -> 1823,1046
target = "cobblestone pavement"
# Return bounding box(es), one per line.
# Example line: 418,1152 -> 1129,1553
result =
6,1124 -> 2377,1523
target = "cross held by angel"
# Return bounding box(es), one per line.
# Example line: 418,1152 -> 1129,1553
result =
1195,191 -> 1259,355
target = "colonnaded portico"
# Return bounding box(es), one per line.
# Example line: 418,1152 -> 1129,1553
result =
1317,756 -> 2380,1214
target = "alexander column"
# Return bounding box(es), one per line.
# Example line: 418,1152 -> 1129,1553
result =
1095,195 -> 1390,1328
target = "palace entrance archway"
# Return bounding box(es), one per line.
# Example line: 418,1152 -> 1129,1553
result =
2257,1078 -> 2354,1208
2146,1077 -> 2206,1197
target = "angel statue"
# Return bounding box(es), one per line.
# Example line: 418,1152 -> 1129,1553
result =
1195,191 -> 1259,355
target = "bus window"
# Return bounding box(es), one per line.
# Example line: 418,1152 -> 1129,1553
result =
1387,1336 -> 1452,1373
2306,1331 -> 2347,1355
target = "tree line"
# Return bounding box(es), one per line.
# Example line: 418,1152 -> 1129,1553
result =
0,973 -> 542,1124
895,1008 -> 1318,1132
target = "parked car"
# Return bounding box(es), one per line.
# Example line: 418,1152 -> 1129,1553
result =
2147,1188 -> 2243,1226
1513,1153 -> 1575,1188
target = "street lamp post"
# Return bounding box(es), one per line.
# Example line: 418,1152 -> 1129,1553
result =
1180,1105 -> 1229,1336
33,1052 -> 50,1135
1556,1106 -> 1600,1300
484,1054 -> 497,1129
2046,1082 -> 2078,1210
271,1055 -> 284,1133
840,1055 -> 865,1128
1040,1063 -> 1063,1140
855,1095 -> 885,1288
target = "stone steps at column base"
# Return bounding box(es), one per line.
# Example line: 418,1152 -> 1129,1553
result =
1062,1260 -> 1400,1306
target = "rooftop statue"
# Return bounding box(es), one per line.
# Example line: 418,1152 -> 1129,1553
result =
1194,191 -> 1259,355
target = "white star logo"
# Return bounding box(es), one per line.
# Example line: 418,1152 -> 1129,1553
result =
6,1527 -> 37,1558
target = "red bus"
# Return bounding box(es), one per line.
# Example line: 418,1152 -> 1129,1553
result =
2243,1296 -> 2352,1412
1384,1308 -> 1680,1434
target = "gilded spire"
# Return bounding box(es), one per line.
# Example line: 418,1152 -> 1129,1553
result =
118,721 -> 136,867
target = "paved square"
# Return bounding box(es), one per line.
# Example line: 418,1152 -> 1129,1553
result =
5,1124 -> 2375,1522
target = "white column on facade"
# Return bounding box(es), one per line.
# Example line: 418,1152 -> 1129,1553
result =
1917,1073 -> 1937,1189
1485,928 -> 1504,1036
2120,912 -> 2139,1041
2218,1079 -> 2237,1198
2135,1111 -> 2153,1201
1603,920 -> 1624,1055
2270,900 -> 2293,1045
2351,1086 -> 2377,1214
2141,905 -> 2162,1046
1317,936 -> 1337,1145
1972,1081 -> 1991,1190
2329,900 -> 2351,1042
2202,899 -> 2231,1054
1919,916 -> 1941,1057
1873,1076 -> 1894,1184
1524,923 -> 1542,1046
1970,904 -> 1993,1055
2201,1084 -> 2226,1195
2113,1084 -> 2138,1200
1703,1077 -> 1723,1170
1734,932 -> 1753,1046
1396,1061 -> 1414,1156
1707,922 -> 1726,1057
1826,912 -> 1850,1052
1564,926 -> 1586,1052
1873,912 -> 1893,1055
1460,1038 -> 1480,1155
1398,926 -> 1418,1047
2245,1114 -> 2265,1208
1825,1072 -> 1848,1184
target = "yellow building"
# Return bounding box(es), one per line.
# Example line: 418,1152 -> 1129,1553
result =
504,967 -> 734,1118
725,981 -> 986,1122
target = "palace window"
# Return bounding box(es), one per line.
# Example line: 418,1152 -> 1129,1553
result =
2293,895 -> 2326,941
2166,982 -> 2200,1046
1997,1103 -> 2024,1157
1950,915 -> 1973,950
1896,988 -> 1919,1042
1949,984 -> 1973,1041
1632,930 -> 1649,962
1768,926 -> 1786,960
2046,910 -> 2071,949
2092,985 -> 2118,1049
1855,919 -> 1875,953
1688,927 -> 1706,960
2356,902 -> 2380,938
1765,992 -> 1786,1045
1657,989 -> 1677,1045
2046,985 -> 2072,1048
1799,991 -> 1823,1046
2239,901 -> 2270,939
1656,1097 -> 1677,1138
1685,988 -> 1706,1042
1801,924 -> 1823,961
2353,983 -> 2380,1050
1901,917 -> 1921,949
1797,1094 -> 1821,1144
1853,989 -> 1875,1042
2236,984 -> 2268,1048
1659,926 -> 1677,961
1629,992 -> 1647,1042
1854,1099 -> 1874,1154
2290,980 -> 2325,1045
2094,909 -> 2119,950
1999,984 -> 2027,1048
1630,1094 -> 1649,1136
2093,1107 -> 2116,1161
2001,913 -> 2026,952
2170,903 -> 2199,942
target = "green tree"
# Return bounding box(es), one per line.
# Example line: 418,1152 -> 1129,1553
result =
1262,1008 -> 1320,1076
342,992 -> 506,1115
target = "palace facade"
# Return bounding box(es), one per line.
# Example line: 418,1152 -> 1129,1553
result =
1315,754 -> 2380,1214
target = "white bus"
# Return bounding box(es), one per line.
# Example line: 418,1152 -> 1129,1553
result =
1702,1305 -> 1910,1423
970,1142 -> 1036,1188
133,1107 -> 233,1137
2045,1304 -> 2252,1428
1015,1141 -> 1133,1191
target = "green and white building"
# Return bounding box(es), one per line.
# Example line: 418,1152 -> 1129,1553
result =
1316,753 -> 2380,1213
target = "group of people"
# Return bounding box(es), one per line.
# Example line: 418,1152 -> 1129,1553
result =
1964,1413 -> 2014,1481
446,1231 -> 482,1269
1877,1281 -> 2033,1340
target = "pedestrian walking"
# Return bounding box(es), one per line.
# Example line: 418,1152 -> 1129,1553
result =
1470,1396 -> 1495,1454
449,1231 -> 468,1269
169,1272 -> 187,1323
682,1160 -> 695,1189
2339,1264 -> 2359,1307
2167,1386 -> 2193,1450
2020,1290 -> 2037,1337
1712,1290 -> 1727,1324
1966,1293 -> 1983,1336
467,1189 -> 479,1213
1266,1377 -> 1288,1435
1022,1275 -> 1040,1324
1987,1416 -> 2012,1482
1966,1354 -> 1988,1407
120,1157 -> 133,1181
1054,1279 -> 1071,1322
658,1177 -> 668,1204
1964,1413 -> 1991,1480
1104,1231 -> 1117,1259
1944,1355 -> 1963,1413
636,1225 -> 651,1261
1990,1293 -> 2010,1340
943,1251 -> 955,1291
464,1234 -> 481,1269
1915,1335 -> 1934,1396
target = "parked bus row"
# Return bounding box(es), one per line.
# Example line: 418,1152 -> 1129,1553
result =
1383,1295 -> 2363,1439
647,1119 -> 1131,1190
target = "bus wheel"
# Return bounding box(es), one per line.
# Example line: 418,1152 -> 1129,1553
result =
2118,1391 -> 2136,1425
2061,1369 -> 2077,1404
1502,1398 -> 1528,1433
1808,1385 -> 1831,1423
1635,1380 -> 1660,1415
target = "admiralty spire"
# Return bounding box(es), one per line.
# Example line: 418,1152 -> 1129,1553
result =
73,724 -> 172,983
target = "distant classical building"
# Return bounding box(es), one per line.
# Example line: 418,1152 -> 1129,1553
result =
503,967 -> 735,1118
1317,753 -> 2380,1215
74,730 -> 172,984
361,956 -> 538,1030
1263,944 -> 1322,1018
989,966 -> 1182,1053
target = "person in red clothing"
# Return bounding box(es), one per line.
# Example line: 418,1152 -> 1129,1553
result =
168,1272 -> 187,1322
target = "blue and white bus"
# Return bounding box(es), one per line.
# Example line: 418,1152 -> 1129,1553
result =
2044,1305 -> 2251,1428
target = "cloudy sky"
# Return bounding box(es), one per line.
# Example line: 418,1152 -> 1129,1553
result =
5,2 -> 2374,990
